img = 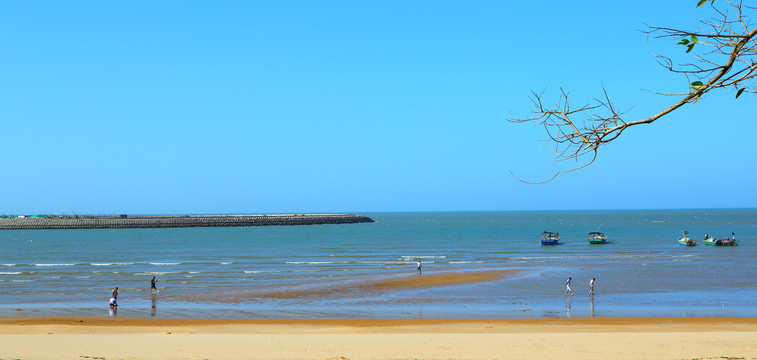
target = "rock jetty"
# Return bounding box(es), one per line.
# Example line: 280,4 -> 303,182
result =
0,214 -> 375,230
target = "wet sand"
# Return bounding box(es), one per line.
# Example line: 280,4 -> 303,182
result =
1,317 -> 756,359
161,269 -> 520,303
3,270 -> 756,358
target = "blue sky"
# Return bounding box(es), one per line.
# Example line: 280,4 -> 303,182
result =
1,1 -> 754,214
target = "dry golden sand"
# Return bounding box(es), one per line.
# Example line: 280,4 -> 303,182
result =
1,317 -> 756,359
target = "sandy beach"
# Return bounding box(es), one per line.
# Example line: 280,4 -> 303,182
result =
1,317 -> 755,360
3,271 -> 757,359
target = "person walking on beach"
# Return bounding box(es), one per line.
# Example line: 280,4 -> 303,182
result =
111,287 -> 118,300
151,276 -> 158,293
416,260 -> 422,275
565,277 -> 573,295
589,278 -> 595,296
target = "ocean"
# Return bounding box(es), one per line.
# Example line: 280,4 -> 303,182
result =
1,210 -> 755,319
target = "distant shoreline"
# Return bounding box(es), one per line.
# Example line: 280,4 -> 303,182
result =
0,214 -> 375,230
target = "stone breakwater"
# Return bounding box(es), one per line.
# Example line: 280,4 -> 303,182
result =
0,214 -> 375,230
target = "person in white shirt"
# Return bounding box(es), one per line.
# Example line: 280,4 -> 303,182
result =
589,278 -> 595,295
565,277 -> 573,295
416,260 -> 422,275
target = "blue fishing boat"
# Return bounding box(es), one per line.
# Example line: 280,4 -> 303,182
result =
541,231 -> 560,245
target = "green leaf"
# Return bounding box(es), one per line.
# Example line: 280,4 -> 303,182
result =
691,81 -> 704,90
687,43 -> 695,53
691,35 -> 698,43
697,0 -> 708,7
678,39 -> 690,45
736,88 -> 745,98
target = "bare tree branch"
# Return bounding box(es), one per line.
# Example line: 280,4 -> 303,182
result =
509,0 -> 757,182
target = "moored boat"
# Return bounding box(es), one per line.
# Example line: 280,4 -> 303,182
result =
704,235 -> 738,246
588,231 -> 607,244
717,237 -> 738,246
541,231 -> 560,245
678,230 -> 696,246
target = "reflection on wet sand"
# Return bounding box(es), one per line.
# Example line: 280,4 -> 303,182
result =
161,270 -> 522,304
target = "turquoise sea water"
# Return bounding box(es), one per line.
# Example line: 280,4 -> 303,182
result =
1,210 -> 755,319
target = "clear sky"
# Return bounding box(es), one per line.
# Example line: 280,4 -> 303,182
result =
1,1 -> 754,214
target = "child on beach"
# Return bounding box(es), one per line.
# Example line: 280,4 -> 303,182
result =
151,276 -> 158,293
589,278 -> 595,295
416,260 -> 422,275
566,277 -> 573,295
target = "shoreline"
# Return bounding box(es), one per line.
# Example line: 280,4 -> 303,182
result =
2,315 -> 757,331
1,317 -> 755,359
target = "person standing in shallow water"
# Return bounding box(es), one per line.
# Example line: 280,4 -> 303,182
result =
589,278 -> 595,296
151,276 -> 158,293
565,277 -> 573,295
110,287 -> 118,309
416,260 -> 422,275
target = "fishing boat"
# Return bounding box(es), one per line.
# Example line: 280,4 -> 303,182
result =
540,231 -> 560,245
704,235 -> 738,246
588,231 -> 607,244
678,230 -> 696,246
